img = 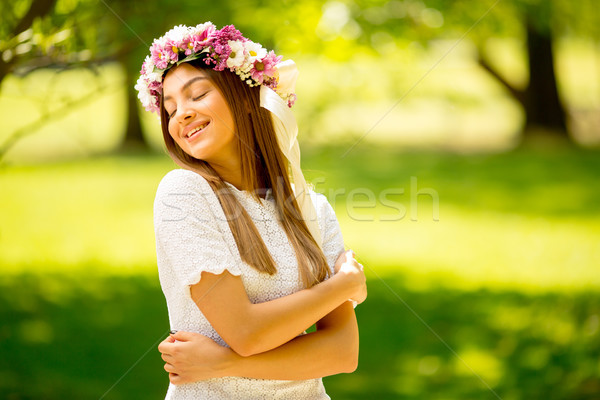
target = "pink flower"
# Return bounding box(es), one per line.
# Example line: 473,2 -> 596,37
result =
262,51 -> 282,76
199,25 -> 215,41
209,25 -> 246,70
150,42 -> 169,70
212,42 -> 231,71
137,23 -> 297,115
164,40 -> 181,62
181,35 -> 196,56
287,93 -> 297,108
251,51 -> 281,83
183,28 -> 215,55
148,80 -> 161,91
139,61 -> 147,75
215,25 -> 244,43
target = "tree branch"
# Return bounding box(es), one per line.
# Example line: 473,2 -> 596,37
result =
0,80 -> 122,163
12,0 -> 58,36
1,0 -> 59,87
477,52 -> 526,107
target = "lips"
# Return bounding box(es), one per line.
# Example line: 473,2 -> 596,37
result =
183,121 -> 210,141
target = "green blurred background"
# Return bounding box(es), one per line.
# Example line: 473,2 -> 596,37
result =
1,0 -> 599,399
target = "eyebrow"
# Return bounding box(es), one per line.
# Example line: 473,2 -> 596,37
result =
163,76 -> 207,102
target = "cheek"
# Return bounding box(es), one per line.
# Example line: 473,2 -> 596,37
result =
167,120 -> 178,140
215,101 -> 235,131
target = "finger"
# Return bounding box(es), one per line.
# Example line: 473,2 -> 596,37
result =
158,340 -> 175,355
158,340 -> 177,354
160,334 -> 175,344
169,372 -> 182,385
172,330 -> 197,342
164,363 -> 175,373
161,353 -> 175,363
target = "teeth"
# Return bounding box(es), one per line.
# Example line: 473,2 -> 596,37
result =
186,122 -> 208,138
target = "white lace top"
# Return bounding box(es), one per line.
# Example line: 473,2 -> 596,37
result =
153,169 -> 346,400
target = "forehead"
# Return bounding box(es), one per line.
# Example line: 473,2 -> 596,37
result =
162,63 -> 208,97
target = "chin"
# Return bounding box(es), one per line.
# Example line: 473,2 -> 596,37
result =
188,150 -> 208,161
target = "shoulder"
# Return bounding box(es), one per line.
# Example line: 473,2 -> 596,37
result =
154,169 -> 217,209
153,169 -> 217,224
309,189 -> 339,226
156,168 -> 211,196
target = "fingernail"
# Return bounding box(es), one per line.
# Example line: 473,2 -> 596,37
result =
170,330 -> 178,335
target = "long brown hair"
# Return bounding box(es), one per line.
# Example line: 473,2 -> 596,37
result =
159,59 -> 330,288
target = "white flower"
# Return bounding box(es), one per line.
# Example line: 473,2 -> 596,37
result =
193,21 -> 215,36
142,57 -> 162,82
164,24 -> 190,43
142,56 -> 153,75
244,41 -> 266,63
134,77 -> 152,107
226,40 -> 246,68
148,71 -> 162,83
152,35 -> 167,48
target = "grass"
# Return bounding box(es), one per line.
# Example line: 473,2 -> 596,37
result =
304,142 -> 600,292
1,31 -> 599,399
2,143 -> 599,292
1,273 -> 599,399
1,143 -> 600,398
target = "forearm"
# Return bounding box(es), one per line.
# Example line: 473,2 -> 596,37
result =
228,302 -> 359,380
191,250 -> 364,357
242,275 -> 354,355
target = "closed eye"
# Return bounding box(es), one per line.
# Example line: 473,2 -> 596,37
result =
167,91 -> 209,119
193,91 -> 208,101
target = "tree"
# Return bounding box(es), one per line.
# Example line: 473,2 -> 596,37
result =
0,0 -> 59,85
0,0 -> 145,157
0,0 -> 237,154
477,8 -> 567,136
342,0 -> 600,143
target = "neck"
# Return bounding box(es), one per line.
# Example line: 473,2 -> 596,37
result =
213,165 -> 269,199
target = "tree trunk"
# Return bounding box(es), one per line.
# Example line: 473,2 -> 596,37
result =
523,19 -> 568,137
120,60 -> 149,150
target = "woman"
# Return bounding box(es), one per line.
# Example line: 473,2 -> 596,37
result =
136,23 -> 367,399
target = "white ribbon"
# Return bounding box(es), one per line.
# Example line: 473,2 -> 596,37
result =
259,60 -> 323,252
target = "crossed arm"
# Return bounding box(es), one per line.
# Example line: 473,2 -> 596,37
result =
159,250 -> 366,383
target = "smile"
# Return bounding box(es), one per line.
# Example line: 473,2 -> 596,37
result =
185,121 -> 210,140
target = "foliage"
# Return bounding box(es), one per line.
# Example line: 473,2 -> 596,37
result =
1,144 -> 599,398
1,272 -> 599,399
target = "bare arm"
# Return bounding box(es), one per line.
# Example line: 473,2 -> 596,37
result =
229,300 -> 359,379
160,301 -> 359,383
155,172 -> 365,358
190,249 -> 364,356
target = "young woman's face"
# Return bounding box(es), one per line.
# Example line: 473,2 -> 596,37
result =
162,63 -> 237,168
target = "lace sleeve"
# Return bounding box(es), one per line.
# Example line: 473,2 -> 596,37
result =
153,169 -> 242,291
313,191 -> 360,308
313,192 -> 346,277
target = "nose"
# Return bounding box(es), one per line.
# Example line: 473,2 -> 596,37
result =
177,104 -> 196,123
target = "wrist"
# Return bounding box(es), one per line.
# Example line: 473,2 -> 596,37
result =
325,273 -> 355,305
219,347 -> 243,377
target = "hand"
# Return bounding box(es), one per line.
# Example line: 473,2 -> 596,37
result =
333,249 -> 367,305
157,330 -> 238,384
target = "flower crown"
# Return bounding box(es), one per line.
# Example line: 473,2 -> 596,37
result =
135,22 -> 297,115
